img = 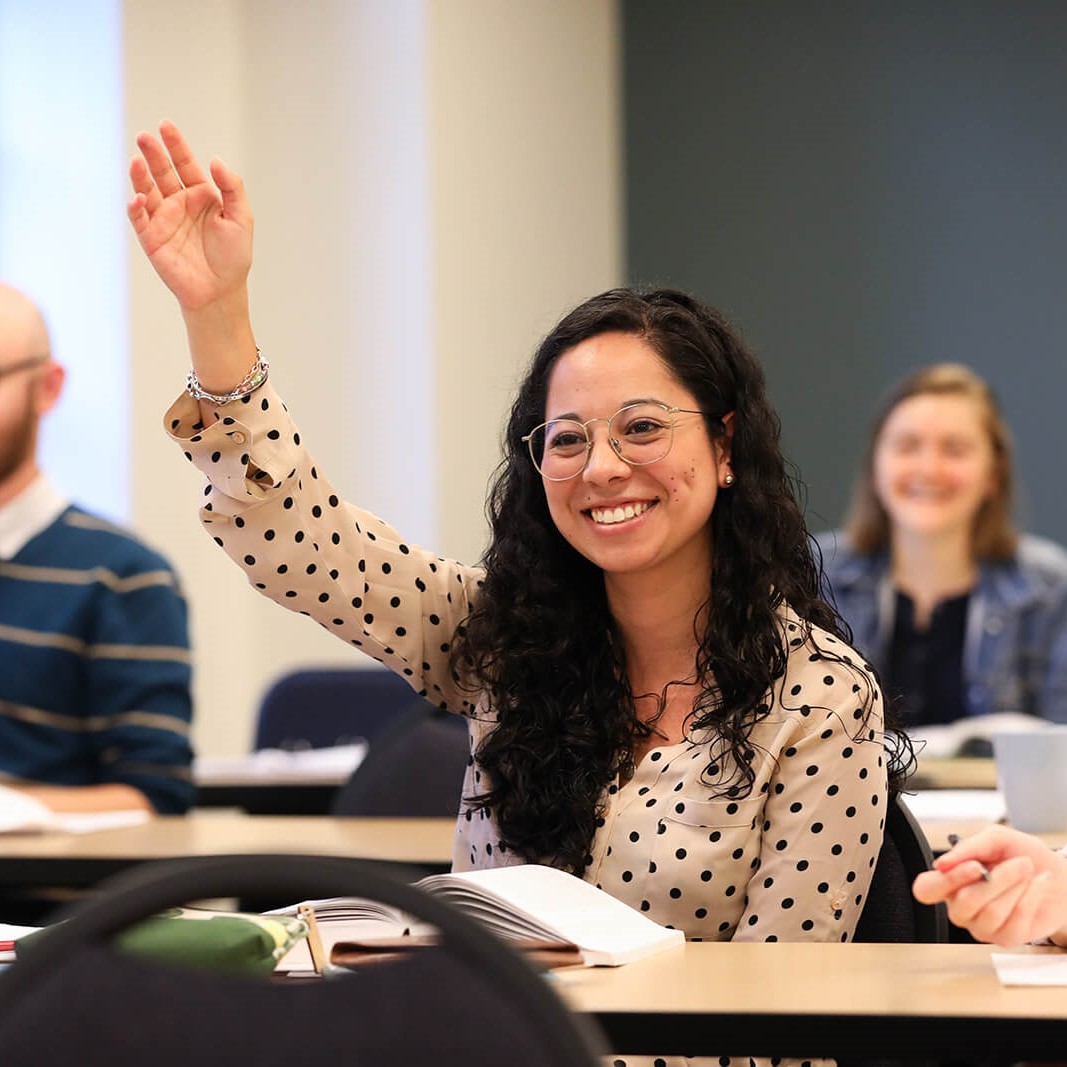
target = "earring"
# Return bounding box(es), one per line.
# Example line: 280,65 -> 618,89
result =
724,473 -> 735,487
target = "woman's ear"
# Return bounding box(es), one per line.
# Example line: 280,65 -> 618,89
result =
718,411 -> 735,487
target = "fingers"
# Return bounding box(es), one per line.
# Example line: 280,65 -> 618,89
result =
128,155 -> 161,219
984,871 -> 1055,947
127,192 -> 149,235
913,859 -> 991,905
946,862 -> 1031,944
933,824 -> 1032,874
132,121 -> 210,207
135,129 -> 184,198
934,855 -> 1046,945
159,120 -> 210,188
209,157 -> 254,231
912,869 -> 949,905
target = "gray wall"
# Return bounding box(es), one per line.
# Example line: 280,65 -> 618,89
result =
624,1 -> 1067,539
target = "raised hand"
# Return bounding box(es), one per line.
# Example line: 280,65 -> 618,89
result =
128,121 -> 253,314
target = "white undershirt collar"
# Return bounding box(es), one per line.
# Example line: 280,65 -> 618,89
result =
0,474 -> 70,560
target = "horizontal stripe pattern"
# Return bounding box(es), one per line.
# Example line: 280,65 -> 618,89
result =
0,623 -> 191,664
0,700 -> 191,737
0,561 -> 178,593
0,762 -> 193,786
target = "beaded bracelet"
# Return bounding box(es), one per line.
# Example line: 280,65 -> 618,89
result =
186,350 -> 270,405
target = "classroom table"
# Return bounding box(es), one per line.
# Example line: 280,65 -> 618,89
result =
0,812 -> 457,890
1,804 -> 1061,893
555,940 -> 1067,1060
193,753 -> 1001,814
193,749 -> 358,814
911,756 -> 998,791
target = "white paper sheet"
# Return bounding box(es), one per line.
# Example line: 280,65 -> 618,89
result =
194,742 -> 368,785
902,789 -> 1007,823
992,950 -> 1067,985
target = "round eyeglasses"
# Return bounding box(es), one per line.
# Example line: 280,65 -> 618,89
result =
522,401 -> 712,481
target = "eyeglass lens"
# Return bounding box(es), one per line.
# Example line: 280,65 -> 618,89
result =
528,402 -> 677,480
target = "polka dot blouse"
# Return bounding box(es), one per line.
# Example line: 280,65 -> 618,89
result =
166,382 -> 888,1067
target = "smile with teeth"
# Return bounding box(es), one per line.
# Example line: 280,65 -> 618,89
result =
587,500 -> 656,525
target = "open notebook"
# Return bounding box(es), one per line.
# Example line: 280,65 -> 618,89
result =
271,863 -> 684,972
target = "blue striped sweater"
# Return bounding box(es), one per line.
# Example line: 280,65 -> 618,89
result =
0,505 -> 194,813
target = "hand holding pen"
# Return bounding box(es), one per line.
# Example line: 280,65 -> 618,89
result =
912,824 -> 1067,947
946,833 -> 991,881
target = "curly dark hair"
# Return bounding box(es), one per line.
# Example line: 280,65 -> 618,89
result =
452,287 -> 911,873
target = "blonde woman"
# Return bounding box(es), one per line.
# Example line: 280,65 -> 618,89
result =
819,364 -> 1067,729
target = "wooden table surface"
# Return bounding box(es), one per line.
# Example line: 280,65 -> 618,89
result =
0,812 -> 457,888
554,940 -> 1067,1059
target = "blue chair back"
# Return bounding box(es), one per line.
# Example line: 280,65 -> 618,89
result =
254,668 -> 432,751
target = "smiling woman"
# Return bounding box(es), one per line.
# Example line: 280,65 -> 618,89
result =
819,364 -> 1067,730
129,120 -> 913,1067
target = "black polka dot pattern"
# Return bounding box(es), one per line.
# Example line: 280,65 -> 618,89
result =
165,382 -> 885,1067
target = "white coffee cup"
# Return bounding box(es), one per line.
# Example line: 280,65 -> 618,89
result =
993,727 -> 1067,833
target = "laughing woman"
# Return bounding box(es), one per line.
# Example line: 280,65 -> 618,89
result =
129,121 -> 909,1067
819,364 -> 1067,732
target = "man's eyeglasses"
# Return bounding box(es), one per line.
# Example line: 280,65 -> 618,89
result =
0,355 -> 48,382
523,401 -> 713,482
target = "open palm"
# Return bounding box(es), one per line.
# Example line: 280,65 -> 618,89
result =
128,122 -> 253,312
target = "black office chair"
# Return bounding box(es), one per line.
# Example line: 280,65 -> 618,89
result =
254,667 -> 434,751
854,791 -> 949,944
840,794 -> 949,1067
0,854 -> 606,1067
331,701 -> 471,817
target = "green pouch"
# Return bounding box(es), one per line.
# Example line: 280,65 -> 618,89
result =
21,909 -> 308,976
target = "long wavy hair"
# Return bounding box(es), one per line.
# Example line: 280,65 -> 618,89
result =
844,363 -> 1018,560
453,288 -> 910,873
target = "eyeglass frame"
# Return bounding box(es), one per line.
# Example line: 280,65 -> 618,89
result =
521,400 -> 722,482
0,354 -> 49,382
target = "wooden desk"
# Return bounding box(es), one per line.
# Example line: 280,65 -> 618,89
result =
556,941 -> 1067,1059
0,813 -> 456,889
911,756 -> 998,790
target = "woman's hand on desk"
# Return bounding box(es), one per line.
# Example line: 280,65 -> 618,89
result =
912,824 -> 1067,947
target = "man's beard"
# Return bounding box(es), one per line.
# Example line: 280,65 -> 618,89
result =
0,402 -> 37,485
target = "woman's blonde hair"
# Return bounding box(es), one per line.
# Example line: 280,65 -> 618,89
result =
843,363 -> 1018,560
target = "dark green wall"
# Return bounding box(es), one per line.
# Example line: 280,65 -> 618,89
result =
624,1 -> 1067,538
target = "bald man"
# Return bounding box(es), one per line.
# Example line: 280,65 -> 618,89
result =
0,284 -> 193,815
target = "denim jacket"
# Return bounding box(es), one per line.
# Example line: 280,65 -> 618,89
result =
816,531 -> 1067,723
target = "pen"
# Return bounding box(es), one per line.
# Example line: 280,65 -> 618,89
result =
947,832 -> 992,881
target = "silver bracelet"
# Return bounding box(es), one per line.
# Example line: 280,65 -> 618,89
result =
186,350 -> 270,405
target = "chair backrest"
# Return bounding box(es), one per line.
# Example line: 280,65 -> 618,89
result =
0,854 -> 605,1067
331,702 -> 471,817
853,792 -> 949,943
254,667 -> 433,751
